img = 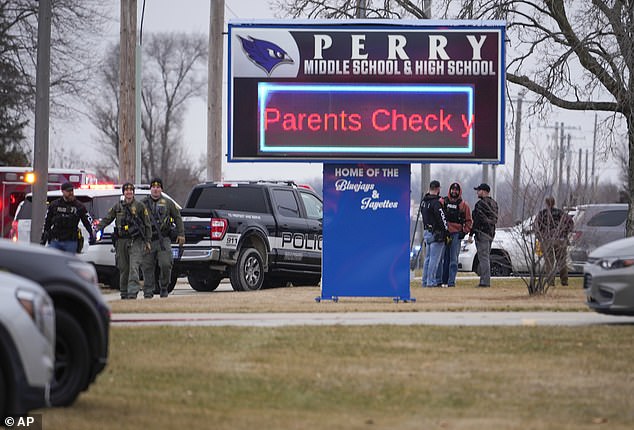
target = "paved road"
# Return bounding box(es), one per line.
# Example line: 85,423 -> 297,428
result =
110,311 -> 634,327
106,278 -> 634,327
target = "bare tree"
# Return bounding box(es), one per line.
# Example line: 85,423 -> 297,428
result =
2,0 -> 110,115
88,33 -> 207,204
1,0 -> 108,163
140,33 -> 207,201
274,0 -> 634,235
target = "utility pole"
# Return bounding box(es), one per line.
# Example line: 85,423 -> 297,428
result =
557,124 -> 565,204
119,0 -> 137,183
135,1 -> 145,183
584,149 -> 589,203
565,133 -> 571,207
511,93 -> 524,223
207,0 -> 224,181
420,0 -> 431,206
577,147 -> 582,203
30,0 -> 52,244
591,113 -> 598,201
542,121 -> 579,201
552,122 -> 559,197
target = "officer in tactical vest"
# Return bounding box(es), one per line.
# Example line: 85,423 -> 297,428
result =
41,181 -> 95,253
141,177 -> 185,298
437,182 -> 473,287
96,183 -> 152,299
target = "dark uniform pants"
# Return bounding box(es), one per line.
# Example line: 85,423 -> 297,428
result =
544,240 -> 569,286
141,236 -> 173,296
116,237 -> 145,298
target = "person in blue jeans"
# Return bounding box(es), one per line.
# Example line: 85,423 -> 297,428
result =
420,180 -> 448,287
436,182 -> 473,287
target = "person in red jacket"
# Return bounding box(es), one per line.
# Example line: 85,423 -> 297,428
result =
436,182 -> 472,287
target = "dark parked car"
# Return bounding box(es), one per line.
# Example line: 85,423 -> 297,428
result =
0,239 -> 110,406
583,236 -> 634,316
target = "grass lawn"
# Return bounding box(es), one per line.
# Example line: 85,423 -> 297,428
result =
40,325 -> 634,430
108,276 -> 590,313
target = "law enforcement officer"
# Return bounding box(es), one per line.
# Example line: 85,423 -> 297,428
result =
469,183 -> 499,287
420,180 -> 449,287
141,178 -> 185,298
95,183 -> 152,299
437,182 -> 473,287
535,196 -> 574,286
40,181 -> 95,253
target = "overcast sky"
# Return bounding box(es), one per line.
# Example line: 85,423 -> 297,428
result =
51,0 -> 622,188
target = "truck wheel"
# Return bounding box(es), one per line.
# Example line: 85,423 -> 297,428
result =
50,309 -> 90,407
230,247 -> 264,291
188,273 -> 221,292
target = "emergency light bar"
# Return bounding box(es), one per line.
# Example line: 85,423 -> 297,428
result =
79,184 -> 116,190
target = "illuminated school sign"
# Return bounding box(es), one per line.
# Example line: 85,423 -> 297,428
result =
228,20 -> 505,163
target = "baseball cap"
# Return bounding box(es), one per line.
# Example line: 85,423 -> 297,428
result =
474,183 -> 491,192
61,182 -> 74,191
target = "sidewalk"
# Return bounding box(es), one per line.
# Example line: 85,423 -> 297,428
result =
111,311 -> 634,327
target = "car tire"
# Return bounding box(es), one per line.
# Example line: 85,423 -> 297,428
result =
188,273 -> 221,292
491,254 -> 512,277
230,247 -> 264,291
0,364 -> 6,418
50,309 -> 90,407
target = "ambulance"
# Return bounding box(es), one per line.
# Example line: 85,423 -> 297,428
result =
0,167 -> 98,238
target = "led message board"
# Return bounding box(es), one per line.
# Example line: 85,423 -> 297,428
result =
228,20 -> 505,163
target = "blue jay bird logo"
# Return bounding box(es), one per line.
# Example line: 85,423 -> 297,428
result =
238,36 -> 294,75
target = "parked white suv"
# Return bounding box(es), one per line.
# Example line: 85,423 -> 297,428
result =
0,272 -> 55,418
12,185 -> 180,289
458,224 -> 526,276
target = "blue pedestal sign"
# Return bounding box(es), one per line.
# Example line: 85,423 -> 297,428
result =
321,163 -> 412,302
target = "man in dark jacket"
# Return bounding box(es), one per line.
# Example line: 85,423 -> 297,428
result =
420,180 -> 449,287
40,182 -> 95,253
469,183 -> 498,287
535,196 -> 574,286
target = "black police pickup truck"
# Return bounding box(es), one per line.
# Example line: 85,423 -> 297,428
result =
172,181 -> 323,291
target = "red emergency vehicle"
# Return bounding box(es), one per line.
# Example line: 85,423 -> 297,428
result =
0,167 -> 99,238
